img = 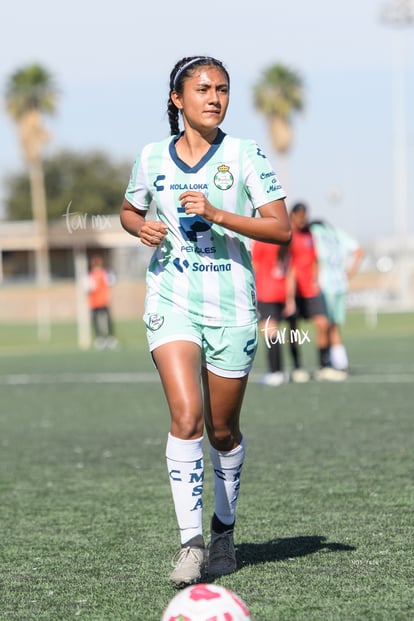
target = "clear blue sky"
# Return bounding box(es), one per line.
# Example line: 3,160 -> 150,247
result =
1,0 -> 413,242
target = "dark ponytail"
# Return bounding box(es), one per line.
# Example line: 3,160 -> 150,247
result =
167,56 -> 230,136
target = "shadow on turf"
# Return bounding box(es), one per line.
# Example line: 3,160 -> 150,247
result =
235,535 -> 356,568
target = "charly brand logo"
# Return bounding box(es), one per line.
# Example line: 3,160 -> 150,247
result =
214,164 -> 234,190
153,175 -> 165,192
63,201 -> 113,234
261,316 -> 311,349
243,337 -> 257,357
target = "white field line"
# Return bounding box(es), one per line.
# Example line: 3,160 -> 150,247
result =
0,372 -> 160,385
0,371 -> 413,385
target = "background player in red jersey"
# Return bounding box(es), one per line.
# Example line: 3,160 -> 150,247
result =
252,240 -> 310,385
287,203 -> 346,381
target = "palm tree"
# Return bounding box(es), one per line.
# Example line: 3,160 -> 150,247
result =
5,64 -> 58,285
253,63 -> 304,188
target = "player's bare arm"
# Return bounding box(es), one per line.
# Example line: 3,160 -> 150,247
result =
120,198 -> 168,247
179,192 -> 291,245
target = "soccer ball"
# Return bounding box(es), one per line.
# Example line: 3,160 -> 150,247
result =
161,583 -> 252,620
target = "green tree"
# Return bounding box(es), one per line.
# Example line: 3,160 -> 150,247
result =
253,63 -> 304,154
4,150 -> 131,221
4,64 -> 58,284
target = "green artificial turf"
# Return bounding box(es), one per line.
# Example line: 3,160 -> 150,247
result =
0,312 -> 413,620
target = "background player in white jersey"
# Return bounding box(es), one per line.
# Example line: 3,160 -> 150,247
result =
120,56 -> 291,587
310,218 -> 364,371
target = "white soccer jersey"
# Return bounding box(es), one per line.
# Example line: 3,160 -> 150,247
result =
311,223 -> 360,294
125,129 -> 286,326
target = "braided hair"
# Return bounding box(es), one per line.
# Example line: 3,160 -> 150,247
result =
167,56 -> 230,136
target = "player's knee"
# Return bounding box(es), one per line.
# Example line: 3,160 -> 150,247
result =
207,427 -> 241,452
170,413 -> 203,440
314,314 -> 329,330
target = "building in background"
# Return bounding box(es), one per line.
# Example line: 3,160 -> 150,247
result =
0,217 -> 414,325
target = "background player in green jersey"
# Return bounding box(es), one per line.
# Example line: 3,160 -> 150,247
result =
120,56 -> 291,587
310,218 -> 364,371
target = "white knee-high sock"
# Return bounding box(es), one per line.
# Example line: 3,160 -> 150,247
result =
166,433 -> 204,545
209,438 -> 245,527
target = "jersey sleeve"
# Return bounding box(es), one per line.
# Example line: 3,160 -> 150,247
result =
336,228 -> 360,254
242,140 -> 287,210
124,146 -> 153,211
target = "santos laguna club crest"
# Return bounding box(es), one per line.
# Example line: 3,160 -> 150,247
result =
214,164 -> 234,190
147,313 -> 164,331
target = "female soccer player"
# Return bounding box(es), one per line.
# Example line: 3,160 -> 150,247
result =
120,56 -> 291,587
